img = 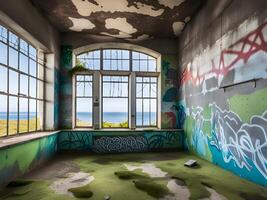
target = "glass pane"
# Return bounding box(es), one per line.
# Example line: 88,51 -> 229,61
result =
143,99 -> 150,126
143,84 -> 150,97
0,65 -> 7,92
30,59 -> 37,77
19,53 -> 28,73
132,60 -> 139,71
136,83 -> 142,97
9,96 -> 18,135
20,39 -> 28,55
29,99 -> 36,132
103,60 -> 111,70
0,95 -> 7,137
76,81 -> 92,97
76,98 -> 92,127
20,74 -> 28,96
29,77 -> 37,97
140,60 -> 148,71
150,99 -> 157,126
19,98 -> 28,133
151,83 -> 157,98
9,32 -> 19,49
0,25 -> 7,43
149,60 -> 156,72
136,99 -> 142,126
102,98 -> 128,128
29,45 -> 36,60
9,48 -> 18,69
9,70 -> 18,95
0,42 -> 7,65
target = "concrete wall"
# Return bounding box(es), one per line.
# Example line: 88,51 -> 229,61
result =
0,134 -> 58,187
0,0 -> 61,130
178,0 -> 267,186
58,130 -> 184,153
59,37 -> 180,129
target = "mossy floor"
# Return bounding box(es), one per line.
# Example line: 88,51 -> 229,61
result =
0,151 -> 266,200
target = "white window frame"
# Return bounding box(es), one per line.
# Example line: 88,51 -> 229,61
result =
72,43 -> 161,130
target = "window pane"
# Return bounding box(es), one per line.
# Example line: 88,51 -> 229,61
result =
76,81 -> 92,97
19,53 -> 28,73
29,45 -> 36,60
20,74 -> 28,96
29,99 -> 36,132
19,98 -> 28,133
9,96 -> 18,135
0,95 -> 7,136
0,65 -> 7,92
103,49 -> 130,71
132,51 -> 157,72
136,99 -> 142,126
150,99 -> 157,126
76,98 -> 92,127
9,48 -> 18,69
103,98 -> 128,128
20,39 -> 28,55
9,70 -> 18,95
0,25 -> 7,43
29,77 -> 37,97
9,32 -> 19,49
0,42 -> 7,65
136,76 -> 157,127
30,59 -> 37,77
37,80 -> 44,99
77,50 -> 100,70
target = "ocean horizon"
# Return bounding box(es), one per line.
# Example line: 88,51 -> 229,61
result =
0,112 -> 37,120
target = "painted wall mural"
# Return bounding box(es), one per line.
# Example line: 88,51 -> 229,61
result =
58,131 -> 184,153
162,56 -> 186,129
0,135 -> 58,186
181,19 -> 267,186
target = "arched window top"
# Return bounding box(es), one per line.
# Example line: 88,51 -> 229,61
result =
74,43 -> 160,72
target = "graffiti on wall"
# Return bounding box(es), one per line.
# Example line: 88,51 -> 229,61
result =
182,19 -> 267,186
162,56 -> 186,129
58,131 -> 183,153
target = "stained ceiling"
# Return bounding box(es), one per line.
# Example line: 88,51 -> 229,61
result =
31,0 -> 205,41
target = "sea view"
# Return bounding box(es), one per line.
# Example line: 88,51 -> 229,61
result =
0,112 -> 37,120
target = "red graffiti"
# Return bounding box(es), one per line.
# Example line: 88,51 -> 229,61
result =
181,21 -> 267,86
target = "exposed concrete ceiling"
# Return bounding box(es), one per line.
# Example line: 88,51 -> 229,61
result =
31,0 -> 205,41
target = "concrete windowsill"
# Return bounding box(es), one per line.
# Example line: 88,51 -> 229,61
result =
0,131 -> 60,149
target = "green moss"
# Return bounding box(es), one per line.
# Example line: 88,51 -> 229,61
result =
114,171 -> 149,180
68,185 -> 93,198
12,188 -> 32,196
133,179 -> 171,198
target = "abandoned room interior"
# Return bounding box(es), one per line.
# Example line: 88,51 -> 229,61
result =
0,0 -> 267,199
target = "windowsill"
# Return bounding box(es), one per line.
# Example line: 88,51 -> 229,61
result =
0,131 -> 60,149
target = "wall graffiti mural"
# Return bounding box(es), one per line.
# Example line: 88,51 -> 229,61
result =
181,19 -> 267,186
92,136 -> 148,153
161,56 -> 186,129
58,131 -> 183,153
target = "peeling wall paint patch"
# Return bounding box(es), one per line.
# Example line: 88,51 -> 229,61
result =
69,17 -> 95,31
71,0 -> 164,17
172,21 -> 185,36
158,0 -> 185,9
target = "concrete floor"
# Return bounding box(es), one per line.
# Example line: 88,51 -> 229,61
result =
1,152 -> 266,200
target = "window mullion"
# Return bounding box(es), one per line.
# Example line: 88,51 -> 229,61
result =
130,72 -> 136,129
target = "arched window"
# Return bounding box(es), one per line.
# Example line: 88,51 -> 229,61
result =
74,46 -> 160,129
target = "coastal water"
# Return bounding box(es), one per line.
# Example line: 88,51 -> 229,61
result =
0,112 -> 36,120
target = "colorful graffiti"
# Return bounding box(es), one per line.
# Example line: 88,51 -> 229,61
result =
181,21 -> 267,88
58,131 -> 184,153
181,19 -> 267,186
161,56 -> 186,129
0,135 -> 58,186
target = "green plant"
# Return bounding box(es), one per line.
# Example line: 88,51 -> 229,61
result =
68,60 -> 89,76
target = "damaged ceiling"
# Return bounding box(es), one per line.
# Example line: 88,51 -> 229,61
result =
31,0 -> 205,41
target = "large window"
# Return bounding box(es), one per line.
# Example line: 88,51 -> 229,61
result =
0,24 -> 45,137
75,49 -> 159,129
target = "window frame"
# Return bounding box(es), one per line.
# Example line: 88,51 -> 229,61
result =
0,24 -> 46,137
73,45 -> 161,130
